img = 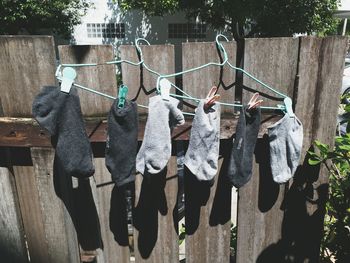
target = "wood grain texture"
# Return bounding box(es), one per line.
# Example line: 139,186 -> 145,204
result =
182,42 -> 236,113
0,116 -> 281,147
133,157 -> 179,262
289,36 -> 348,263
120,45 -> 175,115
0,166 -> 28,262
58,45 -> 117,117
236,37 -> 300,263
30,148 -> 80,263
0,36 -> 56,117
93,158 -> 131,263
242,38 -> 299,106
13,165 -> 49,263
185,158 -> 231,263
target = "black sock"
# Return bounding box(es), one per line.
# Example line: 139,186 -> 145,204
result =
227,105 -> 261,188
32,86 -> 95,178
105,99 -> 138,186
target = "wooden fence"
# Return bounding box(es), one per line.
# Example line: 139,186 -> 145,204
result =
0,35 -> 347,263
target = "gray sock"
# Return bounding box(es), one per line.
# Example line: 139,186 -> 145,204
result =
184,100 -> 221,181
227,105 -> 261,188
136,95 -> 185,175
105,99 -> 138,186
32,86 -> 95,178
268,115 -> 303,183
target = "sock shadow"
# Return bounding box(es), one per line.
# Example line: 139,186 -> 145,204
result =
184,166 -> 212,235
109,182 -> 134,247
133,168 -> 168,259
53,156 -> 103,251
209,139 -> 233,226
257,147 -> 328,262
256,135 -> 280,213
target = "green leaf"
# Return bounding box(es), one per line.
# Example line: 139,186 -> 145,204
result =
308,158 -> 321,165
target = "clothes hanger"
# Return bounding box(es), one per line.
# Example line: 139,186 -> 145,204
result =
154,34 -> 294,116
54,39 -> 195,115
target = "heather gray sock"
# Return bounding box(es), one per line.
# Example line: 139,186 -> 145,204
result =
136,95 -> 185,175
184,100 -> 221,181
268,115 -> 303,183
227,105 -> 261,188
32,86 -> 95,178
105,99 -> 138,186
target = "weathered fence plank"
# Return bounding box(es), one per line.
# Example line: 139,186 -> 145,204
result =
13,165 -> 50,263
182,42 -> 236,113
58,45 -> 117,116
94,158 -> 131,263
133,157 -> 179,262
0,165 -> 27,263
236,37 -> 299,263
286,36 -> 348,263
120,44 -> 175,115
182,42 -> 233,263
0,36 -> 56,117
184,158 -> 231,263
30,148 -> 80,263
242,38 -> 299,106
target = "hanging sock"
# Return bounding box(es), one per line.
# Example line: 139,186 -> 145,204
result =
227,105 -> 261,188
105,99 -> 138,186
32,86 -> 95,178
184,100 -> 221,182
268,115 -> 303,183
136,95 -> 185,175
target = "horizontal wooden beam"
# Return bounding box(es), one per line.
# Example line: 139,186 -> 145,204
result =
0,115 -> 281,147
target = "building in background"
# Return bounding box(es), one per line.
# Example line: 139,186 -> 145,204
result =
72,0 -> 220,71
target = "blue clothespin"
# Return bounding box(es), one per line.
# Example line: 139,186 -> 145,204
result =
118,85 -> 128,108
60,67 -> 77,93
283,97 -> 295,117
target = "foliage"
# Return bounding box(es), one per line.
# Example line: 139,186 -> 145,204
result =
308,94 -> 350,262
116,0 -> 340,37
0,0 -> 91,38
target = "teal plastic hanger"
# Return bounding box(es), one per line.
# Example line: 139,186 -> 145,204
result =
154,34 -> 293,114
118,84 -> 128,108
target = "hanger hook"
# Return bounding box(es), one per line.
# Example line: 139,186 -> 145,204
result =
135,38 -> 150,63
215,34 -> 229,63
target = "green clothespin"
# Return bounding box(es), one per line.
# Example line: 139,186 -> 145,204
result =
118,84 -> 128,108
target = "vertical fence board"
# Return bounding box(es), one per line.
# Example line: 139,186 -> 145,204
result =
133,157 -> 179,262
182,42 -> 236,113
13,165 -> 50,263
58,45 -> 117,117
0,36 -> 56,117
30,148 -> 80,263
242,38 -> 299,106
120,45 -> 175,115
182,42 -> 233,263
289,36 -> 348,262
0,166 -> 27,262
236,38 -> 299,263
94,158 -> 130,263
184,158 -> 231,263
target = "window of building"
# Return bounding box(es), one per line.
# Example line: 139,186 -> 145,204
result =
87,23 -> 125,38
168,23 -> 207,39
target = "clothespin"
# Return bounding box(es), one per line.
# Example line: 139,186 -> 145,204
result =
117,84 -> 128,108
204,86 -> 220,109
247,92 -> 263,110
283,97 -> 295,117
159,78 -> 171,101
60,67 -> 77,93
